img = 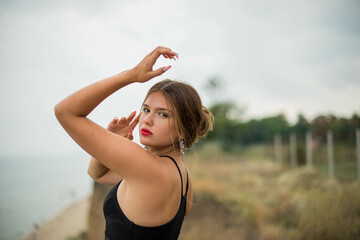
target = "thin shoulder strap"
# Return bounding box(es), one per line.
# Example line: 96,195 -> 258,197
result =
160,155 -> 183,196
185,168 -> 189,197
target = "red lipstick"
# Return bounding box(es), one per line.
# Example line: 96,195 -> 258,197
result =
141,128 -> 152,136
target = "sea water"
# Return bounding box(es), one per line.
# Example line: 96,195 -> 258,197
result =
0,154 -> 93,240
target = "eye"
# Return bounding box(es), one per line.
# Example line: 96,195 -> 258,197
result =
159,112 -> 168,118
142,107 -> 150,113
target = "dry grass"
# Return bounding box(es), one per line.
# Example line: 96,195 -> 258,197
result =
184,142 -> 360,240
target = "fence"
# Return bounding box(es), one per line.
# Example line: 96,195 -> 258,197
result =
274,128 -> 360,181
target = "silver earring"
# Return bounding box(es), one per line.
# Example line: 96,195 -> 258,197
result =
144,145 -> 148,150
180,139 -> 185,161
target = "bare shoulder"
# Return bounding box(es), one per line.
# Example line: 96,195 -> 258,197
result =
126,154 -> 172,186
157,157 -> 193,215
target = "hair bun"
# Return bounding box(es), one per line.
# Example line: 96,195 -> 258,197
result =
197,106 -> 214,140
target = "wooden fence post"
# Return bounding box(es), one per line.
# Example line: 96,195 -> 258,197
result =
327,130 -> 334,179
274,134 -> 283,165
306,131 -> 313,167
356,128 -> 360,181
290,133 -> 297,169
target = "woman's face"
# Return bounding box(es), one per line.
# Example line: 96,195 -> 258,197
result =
139,91 -> 179,150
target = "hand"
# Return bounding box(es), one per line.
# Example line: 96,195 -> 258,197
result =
130,46 -> 178,83
106,111 -> 140,140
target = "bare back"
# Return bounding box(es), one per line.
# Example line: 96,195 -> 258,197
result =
116,155 -> 192,227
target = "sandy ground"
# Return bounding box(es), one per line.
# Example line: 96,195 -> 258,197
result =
25,198 -> 90,240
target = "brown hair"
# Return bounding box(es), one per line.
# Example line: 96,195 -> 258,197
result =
143,79 -> 214,149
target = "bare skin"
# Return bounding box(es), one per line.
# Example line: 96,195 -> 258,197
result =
87,111 -> 139,184
55,47 -> 192,227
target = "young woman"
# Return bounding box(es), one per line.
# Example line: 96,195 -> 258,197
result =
55,46 -> 213,240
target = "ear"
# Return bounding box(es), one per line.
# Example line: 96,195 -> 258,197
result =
176,127 -> 184,140
178,132 -> 185,140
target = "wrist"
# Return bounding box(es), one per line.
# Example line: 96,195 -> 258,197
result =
110,70 -> 137,87
125,68 -> 140,83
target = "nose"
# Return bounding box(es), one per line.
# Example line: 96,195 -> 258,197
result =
143,112 -> 154,126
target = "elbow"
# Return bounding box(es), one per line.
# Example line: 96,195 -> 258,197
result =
54,103 -> 64,121
54,102 -> 72,124
87,168 -> 100,182
87,168 -> 96,181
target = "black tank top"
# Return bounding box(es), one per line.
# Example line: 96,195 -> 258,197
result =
103,155 -> 189,240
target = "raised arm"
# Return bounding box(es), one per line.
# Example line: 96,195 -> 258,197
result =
55,47 -> 178,182
88,112 -> 139,185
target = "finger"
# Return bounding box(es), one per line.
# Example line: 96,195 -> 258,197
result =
126,111 -> 137,124
164,54 -> 175,60
129,113 -> 141,129
125,130 -> 134,140
167,52 -> 178,60
117,117 -> 126,124
151,46 -> 177,59
163,53 -> 178,60
148,65 -> 171,79
149,46 -> 169,55
112,117 -> 120,124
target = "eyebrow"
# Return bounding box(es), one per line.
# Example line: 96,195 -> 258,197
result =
142,103 -> 172,112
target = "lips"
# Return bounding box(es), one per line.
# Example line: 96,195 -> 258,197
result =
141,128 -> 152,136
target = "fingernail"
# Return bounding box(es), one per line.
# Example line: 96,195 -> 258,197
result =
163,65 -> 171,72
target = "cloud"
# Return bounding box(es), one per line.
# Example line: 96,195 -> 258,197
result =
0,0 -> 359,155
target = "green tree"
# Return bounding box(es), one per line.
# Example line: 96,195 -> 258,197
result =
312,115 -> 329,144
292,114 -> 311,136
206,101 -> 243,149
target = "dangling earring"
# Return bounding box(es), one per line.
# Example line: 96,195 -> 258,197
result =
144,145 -> 148,150
180,139 -> 185,161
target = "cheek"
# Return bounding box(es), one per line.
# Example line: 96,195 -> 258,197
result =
155,120 -> 174,137
167,121 -> 179,138
139,116 -> 144,125
139,114 -> 147,126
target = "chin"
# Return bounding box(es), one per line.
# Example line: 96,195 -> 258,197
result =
140,138 -> 151,146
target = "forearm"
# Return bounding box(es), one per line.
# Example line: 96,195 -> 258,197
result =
55,70 -> 134,119
87,157 -> 109,180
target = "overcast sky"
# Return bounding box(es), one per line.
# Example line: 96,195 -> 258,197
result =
0,0 -> 359,156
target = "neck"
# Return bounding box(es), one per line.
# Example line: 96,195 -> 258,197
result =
147,144 -> 180,159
